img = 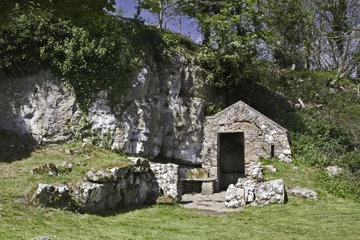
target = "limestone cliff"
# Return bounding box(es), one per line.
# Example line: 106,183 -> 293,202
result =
0,54 -> 206,165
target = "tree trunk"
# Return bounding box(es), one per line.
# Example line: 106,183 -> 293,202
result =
158,0 -> 164,29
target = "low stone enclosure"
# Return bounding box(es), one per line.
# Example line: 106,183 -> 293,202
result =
34,158 -> 318,213
33,157 -> 182,213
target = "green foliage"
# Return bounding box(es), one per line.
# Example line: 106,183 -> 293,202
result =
0,11 -> 139,111
264,0 -> 313,68
186,1 -> 270,105
206,102 -> 223,115
318,172 -> 360,200
0,0 -> 115,29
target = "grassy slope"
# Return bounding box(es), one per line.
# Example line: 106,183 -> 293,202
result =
1,145 -> 360,240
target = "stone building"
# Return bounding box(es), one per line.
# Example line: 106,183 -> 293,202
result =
201,101 -> 292,192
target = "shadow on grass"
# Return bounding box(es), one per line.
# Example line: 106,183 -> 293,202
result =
0,129 -> 36,163
90,204 -> 157,217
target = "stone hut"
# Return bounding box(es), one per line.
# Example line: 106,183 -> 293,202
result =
201,101 -> 292,192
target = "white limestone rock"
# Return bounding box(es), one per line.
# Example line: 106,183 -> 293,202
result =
249,163 -> 263,182
225,179 -> 286,208
150,162 -> 181,201
254,179 -> 285,206
286,186 -> 318,200
326,166 -> 344,177
33,183 -> 72,209
263,165 -> 277,173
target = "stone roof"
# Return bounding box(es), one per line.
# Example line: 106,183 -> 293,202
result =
206,100 -> 289,134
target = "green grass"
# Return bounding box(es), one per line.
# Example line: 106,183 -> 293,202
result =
1,145 -> 360,240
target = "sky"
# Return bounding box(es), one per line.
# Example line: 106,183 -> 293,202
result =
115,0 -> 202,43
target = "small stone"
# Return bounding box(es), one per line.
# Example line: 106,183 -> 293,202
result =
30,237 -> 51,240
263,165 -> 277,173
327,166 -> 343,177
31,163 -> 58,176
64,149 -> 75,155
225,199 -> 244,208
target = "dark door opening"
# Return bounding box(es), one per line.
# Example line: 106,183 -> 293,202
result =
218,132 -> 245,190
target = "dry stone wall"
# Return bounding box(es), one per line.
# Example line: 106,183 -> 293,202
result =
33,157 -> 182,213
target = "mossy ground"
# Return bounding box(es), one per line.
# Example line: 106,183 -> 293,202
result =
1,144 -> 360,240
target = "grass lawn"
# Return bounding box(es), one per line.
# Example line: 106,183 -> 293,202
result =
1,144 -> 360,240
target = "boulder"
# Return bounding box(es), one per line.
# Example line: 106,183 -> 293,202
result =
33,184 -> 73,209
225,184 -> 246,208
225,179 -> 286,208
85,168 -> 114,183
286,186 -> 317,200
149,162 -> 181,201
254,179 -> 285,206
248,163 -> 263,182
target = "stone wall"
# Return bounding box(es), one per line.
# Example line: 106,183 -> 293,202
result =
33,157 -> 182,213
0,54 -> 206,165
201,101 -> 292,188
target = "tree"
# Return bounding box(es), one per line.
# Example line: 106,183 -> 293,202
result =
138,0 -> 188,29
263,0 -> 314,69
179,0 -> 269,105
305,0 -> 360,78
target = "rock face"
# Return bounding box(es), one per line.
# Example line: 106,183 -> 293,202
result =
0,55 -> 205,165
225,179 -> 286,208
33,158 -> 182,213
0,71 -> 80,144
